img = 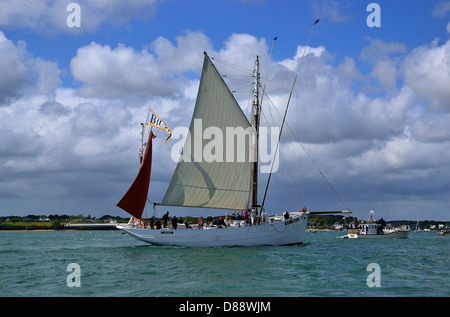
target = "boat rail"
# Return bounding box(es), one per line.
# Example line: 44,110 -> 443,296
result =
120,212 -> 306,230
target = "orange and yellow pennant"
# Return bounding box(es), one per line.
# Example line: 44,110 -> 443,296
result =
146,108 -> 172,143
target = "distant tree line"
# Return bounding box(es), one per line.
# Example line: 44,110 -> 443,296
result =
1,214 -> 447,231
0,214 -> 130,230
308,215 -> 448,230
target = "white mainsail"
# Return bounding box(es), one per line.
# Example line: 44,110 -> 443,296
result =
161,53 -> 253,210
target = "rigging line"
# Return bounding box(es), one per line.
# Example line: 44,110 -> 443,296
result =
261,83 -> 349,211
223,74 -> 253,78
245,77 -> 255,118
232,89 -> 253,93
295,85 -> 304,207
297,139 -> 349,211
223,75 -> 253,83
230,83 -> 252,93
260,36 -> 277,107
260,108 -> 305,207
261,94 -> 303,207
210,56 -> 253,74
214,57 -> 253,121
262,18 -> 320,208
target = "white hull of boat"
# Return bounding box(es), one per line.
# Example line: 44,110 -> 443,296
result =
344,231 -> 409,239
117,213 -> 308,247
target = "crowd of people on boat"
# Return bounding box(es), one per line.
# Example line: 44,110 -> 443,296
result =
131,209 -> 295,230
133,211 -> 238,230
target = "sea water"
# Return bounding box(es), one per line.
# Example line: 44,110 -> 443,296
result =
0,230 -> 448,297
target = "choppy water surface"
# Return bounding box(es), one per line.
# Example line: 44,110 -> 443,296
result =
0,230 -> 448,297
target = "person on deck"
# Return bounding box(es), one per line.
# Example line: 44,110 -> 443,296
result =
162,211 -> 169,228
171,215 -> 178,229
218,217 -> 226,228
150,217 -> 155,229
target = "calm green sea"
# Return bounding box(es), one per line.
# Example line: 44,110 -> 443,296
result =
0,230 -> 448,297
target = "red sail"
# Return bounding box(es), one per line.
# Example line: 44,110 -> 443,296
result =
117,132 -> 153,219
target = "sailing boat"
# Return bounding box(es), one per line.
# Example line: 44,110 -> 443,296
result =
116,49 -> 348,247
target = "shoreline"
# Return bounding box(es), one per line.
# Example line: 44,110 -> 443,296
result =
0,228 -> 443,233
0,228 -> 118,231
0,229 -> 119,232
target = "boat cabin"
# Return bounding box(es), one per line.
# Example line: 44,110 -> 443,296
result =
359,223 -> 384,235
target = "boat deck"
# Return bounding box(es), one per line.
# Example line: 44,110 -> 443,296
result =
122,213 -> 300,231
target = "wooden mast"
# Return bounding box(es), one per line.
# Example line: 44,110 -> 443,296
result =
251,56 -> 261,219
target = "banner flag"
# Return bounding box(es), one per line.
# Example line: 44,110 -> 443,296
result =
146,108 -> 172,143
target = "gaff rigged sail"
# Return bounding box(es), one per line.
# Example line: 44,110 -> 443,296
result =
117,132 -> 153,219
161,53 -> 253,211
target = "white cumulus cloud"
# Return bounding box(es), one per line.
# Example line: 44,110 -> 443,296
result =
0,0 -> 160,34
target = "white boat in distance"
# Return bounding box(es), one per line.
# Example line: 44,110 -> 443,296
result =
338,223 -> 409,239
116,30 -> 350,247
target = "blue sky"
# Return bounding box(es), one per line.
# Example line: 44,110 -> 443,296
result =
1,0 -> 449,221
6,1 -> 448,72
